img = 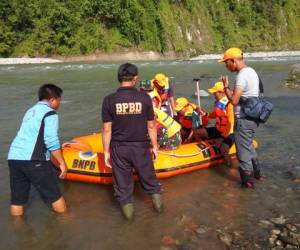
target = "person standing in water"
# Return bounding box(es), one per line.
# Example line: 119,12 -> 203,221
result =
102,63 -> 163,222
7,83 -> 67,216
219,48 -> 264,188
194,82 -> 235,166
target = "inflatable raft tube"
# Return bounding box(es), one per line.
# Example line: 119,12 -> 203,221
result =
60,133 -> 258,185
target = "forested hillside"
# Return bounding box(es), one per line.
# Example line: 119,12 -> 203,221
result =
0,0 -> 299,57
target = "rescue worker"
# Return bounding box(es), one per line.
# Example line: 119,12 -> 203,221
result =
140,80 -> 181,150
152,73 -> 176,116
153,107 -> 182,150
102,63 -> 163,222
219,47 -> 264,188
195,82 -> 235,166
139,79 -> 161,109
174,97 -> 208,143
7,84 -> 67,216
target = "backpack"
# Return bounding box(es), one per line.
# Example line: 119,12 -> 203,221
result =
240,77 -> 274,123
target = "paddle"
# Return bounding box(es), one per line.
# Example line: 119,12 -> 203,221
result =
193,89 -> 209,97
193,78 -> 203,126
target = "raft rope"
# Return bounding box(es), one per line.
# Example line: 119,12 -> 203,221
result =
62,141 -> 93,151
64,140 -> 216,158
158,145 -> 213,158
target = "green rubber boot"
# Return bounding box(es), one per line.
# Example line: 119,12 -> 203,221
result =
151,194 -> 164,213
121,203 -> 134,222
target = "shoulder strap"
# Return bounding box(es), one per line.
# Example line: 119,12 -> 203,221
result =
30,110 -> 57,161
44,110 -> 57,118
258,76 -> 264,95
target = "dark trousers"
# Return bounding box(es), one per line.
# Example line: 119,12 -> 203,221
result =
111,145 -> 161,206
234,118 -> 258,173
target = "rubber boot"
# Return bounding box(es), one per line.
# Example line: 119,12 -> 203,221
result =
121,203 -> 134,222
151,194 -> 164,213
239,167 -> 254,188
252,158 -> 265,181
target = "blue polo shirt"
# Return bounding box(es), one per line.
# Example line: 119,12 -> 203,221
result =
8,101 -> 61,161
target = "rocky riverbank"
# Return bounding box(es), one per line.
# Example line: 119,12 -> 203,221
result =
0,51 -> 184,65
0,58 -> 62,65
1,50 -> 300,65
285,63 -> 300,90
159,165 -> 300,250
159,214 -> 300,249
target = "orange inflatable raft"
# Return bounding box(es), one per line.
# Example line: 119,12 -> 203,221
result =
61,133 -> 258,185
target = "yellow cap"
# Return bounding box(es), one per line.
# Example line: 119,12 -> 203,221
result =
208,81 -> 224,93
174,97 -> 189,111
218,47 -> 243,63
153,73 -> 168,87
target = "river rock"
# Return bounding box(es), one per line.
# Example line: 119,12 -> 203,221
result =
279,228 -> 288,237
259,219 -> 273,228
289,232 -> 300,243
285,244 -> 295,248
287,165 -> 300,180
161,236 -> 180,246
269,235 -> 278,245
217,229 -> 232,246
285,224 -> 298,232
176,214 -> 198,231
271,229 -> 281,235
216,216 -> 223,221
285,64 -> 300,89
196,226 -> 208,235
232,230 -> 242,237
278,235 -> 299,246
275,239 -> 284,246
270,216 -> 286,225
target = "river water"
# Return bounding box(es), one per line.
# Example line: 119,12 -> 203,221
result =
0,56 -> 300,250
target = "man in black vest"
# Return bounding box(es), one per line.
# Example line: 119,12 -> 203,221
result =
102,63 -> 163,221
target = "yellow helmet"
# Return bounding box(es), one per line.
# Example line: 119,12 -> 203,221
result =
153,73 -> 169,87
218,47 -> 243,63
174,97 -> 189,112
208,81 -> 224,93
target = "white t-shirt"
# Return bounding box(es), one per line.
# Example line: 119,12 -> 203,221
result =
235,67 -> 259,117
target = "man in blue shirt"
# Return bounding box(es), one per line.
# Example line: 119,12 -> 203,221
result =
8,83 -> 67,216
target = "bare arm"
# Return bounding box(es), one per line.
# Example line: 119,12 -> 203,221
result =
147,120 -> 158,159
222,76 -> 243,105
51,149 -> 67,179
102,122 -> 112,168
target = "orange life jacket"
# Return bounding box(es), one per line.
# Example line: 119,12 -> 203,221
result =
153,81 -> 171,105
208,97 -> 234,137
178,104 -> 208,129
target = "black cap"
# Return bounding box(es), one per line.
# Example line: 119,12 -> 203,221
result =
118,63 -> 138,82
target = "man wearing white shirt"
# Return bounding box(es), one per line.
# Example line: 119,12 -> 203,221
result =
219,48 -> 264,188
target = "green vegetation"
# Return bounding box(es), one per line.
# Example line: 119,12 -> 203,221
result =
0,0 -> 299,57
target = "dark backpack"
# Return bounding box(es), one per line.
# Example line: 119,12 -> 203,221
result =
240,77 -> 274,123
